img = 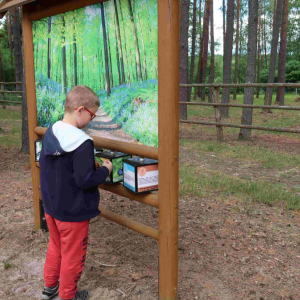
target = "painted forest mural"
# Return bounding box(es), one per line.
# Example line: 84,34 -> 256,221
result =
33,0 -> 158,147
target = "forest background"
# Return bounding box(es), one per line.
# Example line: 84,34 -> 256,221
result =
0,0 -> 299,149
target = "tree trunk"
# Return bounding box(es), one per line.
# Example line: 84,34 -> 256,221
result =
200,0 -> 211,101
220,0 -> 235,118
11,7 -> 22,91
61,14 -> 67,94
256,0 -> 263,98
208,0 -> 214,103
276,0 -> 289,105
264,0 -> 283,112
223,0 -> 226,55
193,0 -> 202,100
100,2 -> 111,96
21,27 -> 29,153
179,0 -> 190,120
127,0 -> 143,81
238,0 -> 259,140
107,25 -> 114,89
113,0 -> 125,84
6,11 -> 13,67
47,16 -> 51,79
233,0 -> 240,100
188,0 -> 197,101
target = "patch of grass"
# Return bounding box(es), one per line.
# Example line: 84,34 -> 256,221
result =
179,164 -> 300,210
180,139 -> 300,169
0,108 -> 22,148
3,260 -> 12,270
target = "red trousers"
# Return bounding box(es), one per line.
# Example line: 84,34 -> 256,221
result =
44,213 -> 89,300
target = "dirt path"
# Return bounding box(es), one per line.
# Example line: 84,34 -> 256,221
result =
1,129 -> 300,299
84,108 -> 137,144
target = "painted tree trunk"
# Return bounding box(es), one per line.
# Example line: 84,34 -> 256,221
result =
47,17 -> 51,79
264,0 -> 284,111
238,0 -> 259,140
100,2 -> 111,96
61,14 -> 67,94
73,18 -> 78,86
221,0 -> 235,118
137,11 -> 147,81
188,0 -> 197,102
208,0 -> 214,103
276,0 -> 289,105
233,0 -> 240,100
113,0 -> 125,84
119,0 -> 131,85
179,0 -> 190,120
107,25 -> 114,89
114,24 -> 122,85
193,0 -> 201,100
127,0 -> 143,81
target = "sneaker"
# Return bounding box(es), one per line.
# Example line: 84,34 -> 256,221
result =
71,290 -> 89,300
41,283 -> 59,300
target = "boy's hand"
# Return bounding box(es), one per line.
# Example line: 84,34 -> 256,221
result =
95,161 -> 101,169
102,160 -> 113,175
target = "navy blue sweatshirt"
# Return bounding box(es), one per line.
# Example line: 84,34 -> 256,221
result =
40,121 -> 109,222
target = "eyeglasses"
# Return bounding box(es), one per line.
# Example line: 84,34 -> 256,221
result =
75,107 -> 96,120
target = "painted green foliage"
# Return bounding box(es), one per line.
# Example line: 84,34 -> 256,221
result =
33,0 -> 158,147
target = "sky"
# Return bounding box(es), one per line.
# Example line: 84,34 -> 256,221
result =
213,0 -> 225,55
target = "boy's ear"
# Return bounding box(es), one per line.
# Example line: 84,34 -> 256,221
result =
75,106 -> 84,114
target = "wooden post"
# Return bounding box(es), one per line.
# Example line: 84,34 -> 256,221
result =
158,0 -> 179,299
214,86 -> 223,142
22,6 -> 41,231
1,83 -> 5,108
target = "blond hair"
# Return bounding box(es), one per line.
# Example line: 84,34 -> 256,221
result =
65,85 -> 100,112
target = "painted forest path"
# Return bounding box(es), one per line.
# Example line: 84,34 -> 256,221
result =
84,107 -> 138,144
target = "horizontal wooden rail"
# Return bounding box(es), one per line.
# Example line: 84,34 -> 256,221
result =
180,83 -> 300,88
0,90 -> 23,94
0,82 -> 22,85
100,183 -> 158,208
180,120 -> 300,133
0,100 -> 22,104
34,127 -> 158,159
98,204 -> 159,240
179,102 -> 300,110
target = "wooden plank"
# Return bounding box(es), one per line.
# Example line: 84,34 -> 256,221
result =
34,127 -> 158,160
22,6 -> 41,231
0,90 -> 23,93
179,102 -> 300,110
158,0 -> 179,299
180,83 -> 300,88
180,120 -> 300,134
0,82 -> 22,84
27,0 -> 109,21
99,183 -> 159,208
0,0 -> 36,18
98,205 -> 159,240
0,100 -> 22,104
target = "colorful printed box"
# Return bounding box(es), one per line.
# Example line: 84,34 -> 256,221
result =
123,157 -> 158,193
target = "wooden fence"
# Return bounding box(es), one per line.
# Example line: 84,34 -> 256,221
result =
179,83 -> 300,142
0,82 -> 22,108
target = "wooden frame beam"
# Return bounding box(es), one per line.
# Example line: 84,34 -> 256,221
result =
98,205 -> 159,240
158,0 -> 180,299
27,0 -> 109,21
34,127 -> 158,159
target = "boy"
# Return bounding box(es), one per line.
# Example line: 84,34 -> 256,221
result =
39,85 -> 112,300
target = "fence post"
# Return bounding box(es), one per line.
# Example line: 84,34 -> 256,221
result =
1,84 -> 5,109
214,86 -> 223,142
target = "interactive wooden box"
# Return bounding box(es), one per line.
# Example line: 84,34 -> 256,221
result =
95,150 -> 131,183
123,157 -> 158,193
